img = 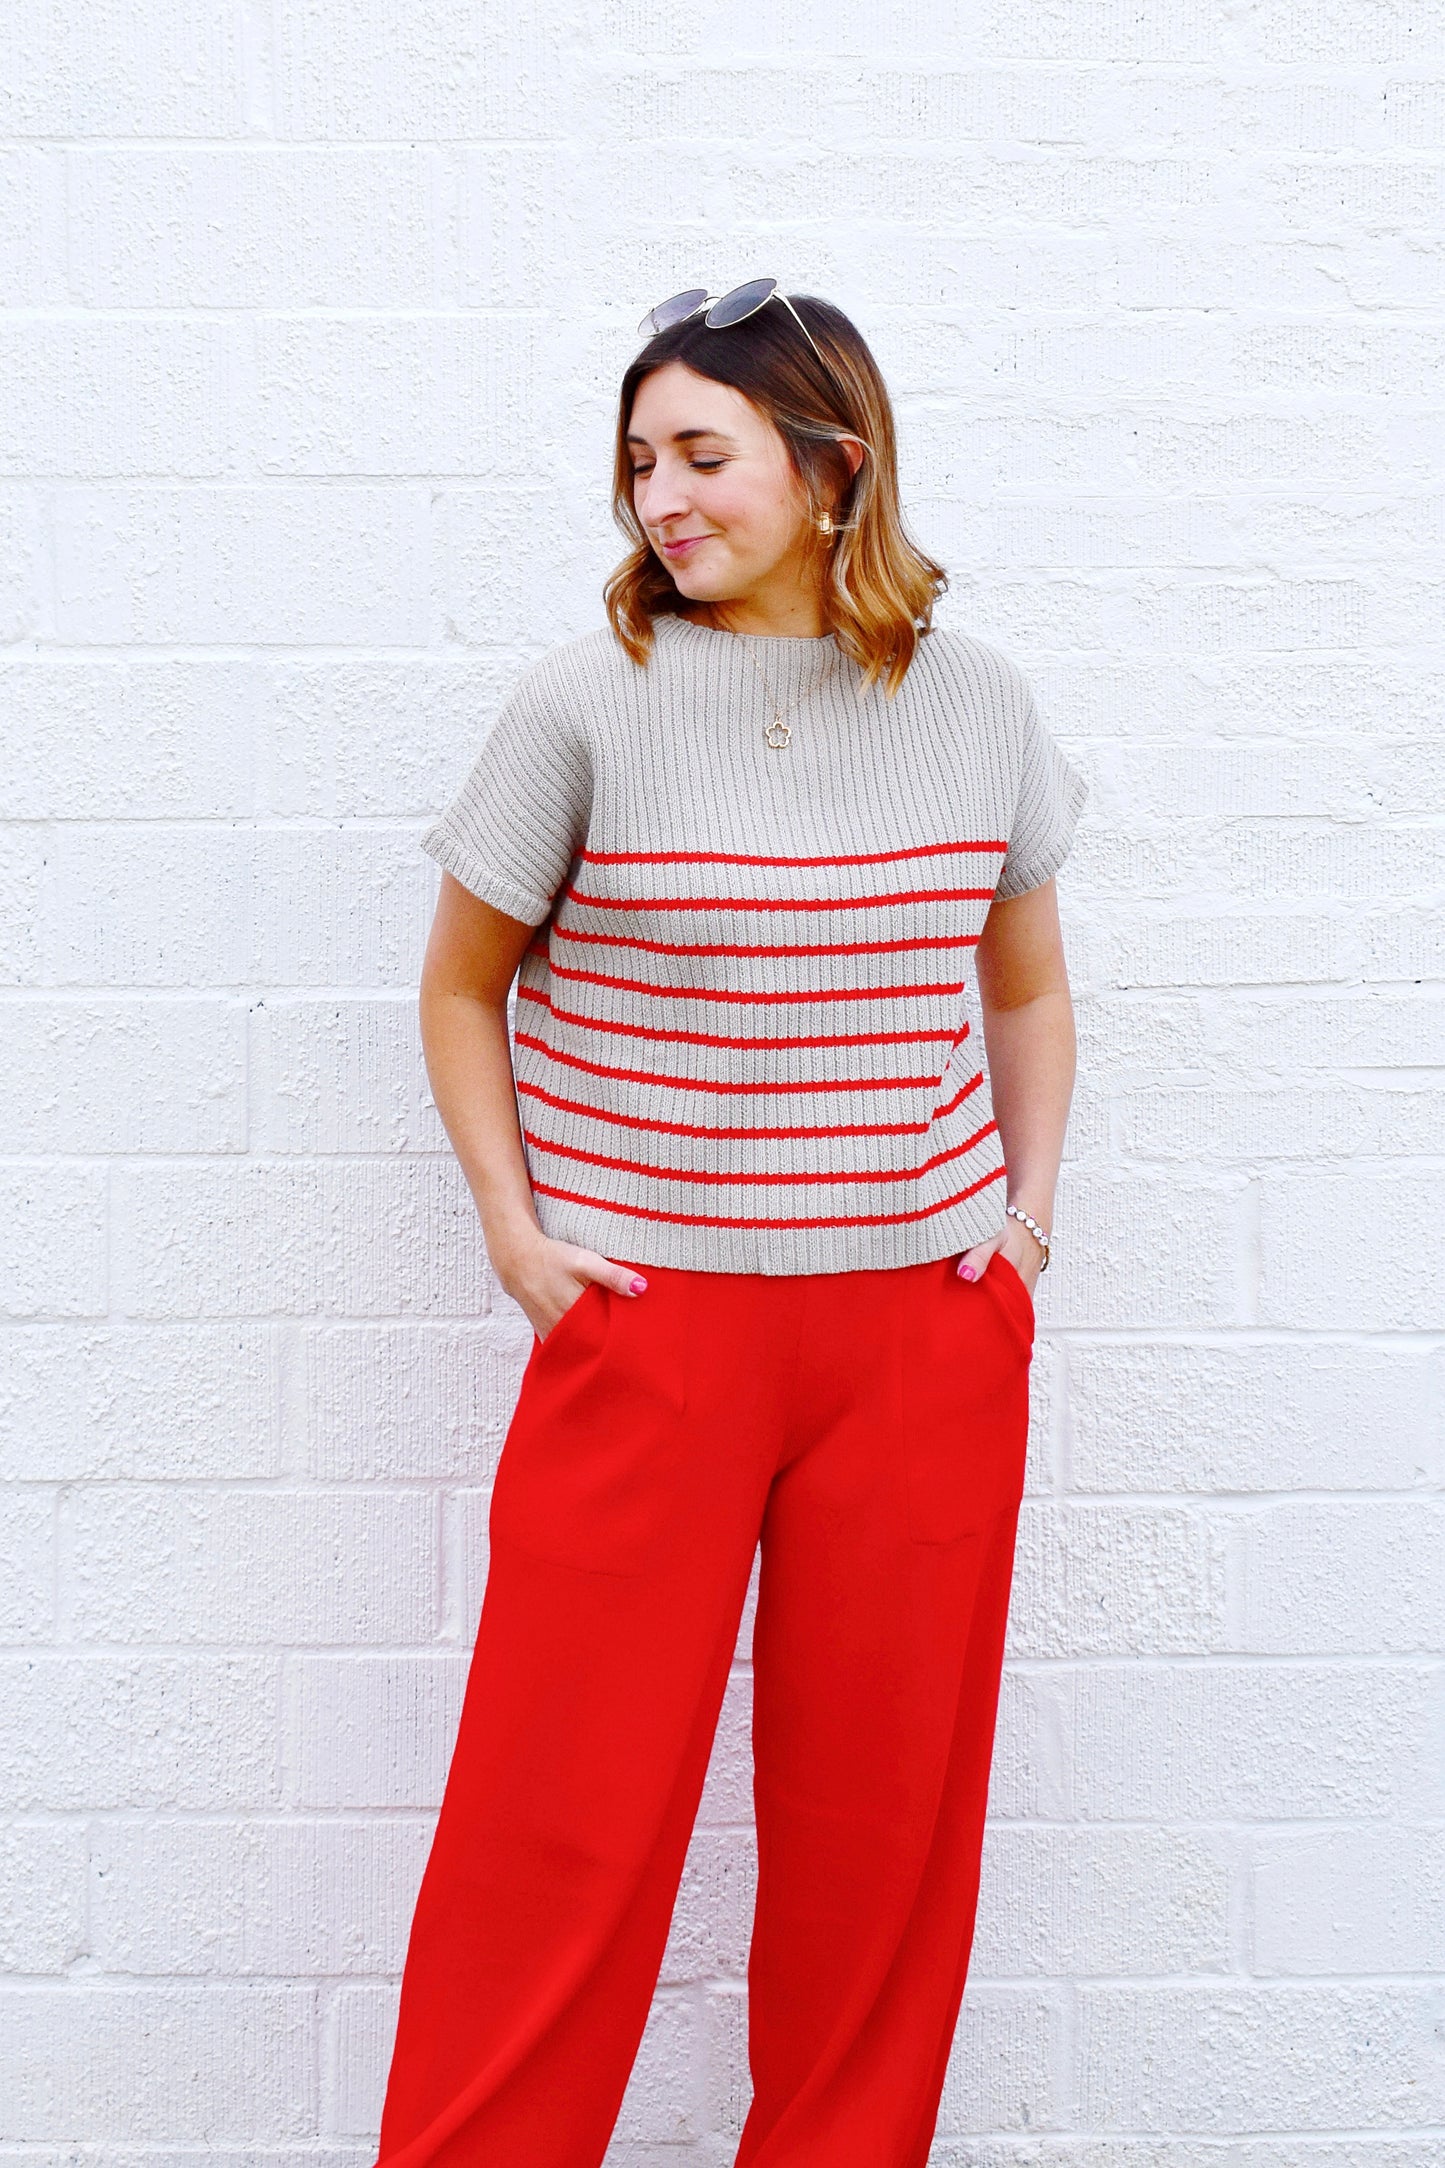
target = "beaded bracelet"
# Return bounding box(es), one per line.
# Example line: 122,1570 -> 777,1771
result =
1006,1202 -> 1052,1270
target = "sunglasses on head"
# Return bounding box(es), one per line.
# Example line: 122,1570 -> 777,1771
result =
638,278 -> 836,378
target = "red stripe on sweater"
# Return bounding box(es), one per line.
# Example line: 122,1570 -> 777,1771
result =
538,928 -> 981,959
530,1162 -> 1008,1231
513,1031 -> 953,1095
565,884 -> 996,912
522,1119 -> 999,1188
576,841 -> 1007,868
542,958 -> 970,1005
516,984 -> 960,1053
515,1069 -> 984,1142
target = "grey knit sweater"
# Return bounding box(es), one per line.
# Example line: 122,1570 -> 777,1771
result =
422,611 -> 1088,1275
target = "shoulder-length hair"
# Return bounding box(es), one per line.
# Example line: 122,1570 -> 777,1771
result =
602,293 -> 948,700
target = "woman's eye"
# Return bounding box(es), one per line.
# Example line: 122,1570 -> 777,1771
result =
630,460 -> 725,480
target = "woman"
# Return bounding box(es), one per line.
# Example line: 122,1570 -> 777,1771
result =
372,281 -> 1088,2168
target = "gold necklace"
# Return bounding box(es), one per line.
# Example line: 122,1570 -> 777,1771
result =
738,639 -> 843,750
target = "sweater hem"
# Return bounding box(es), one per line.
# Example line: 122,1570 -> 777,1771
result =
528,1170 -> 1011,1277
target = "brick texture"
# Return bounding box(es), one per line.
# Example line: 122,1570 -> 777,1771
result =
1,2 -> 1442,2159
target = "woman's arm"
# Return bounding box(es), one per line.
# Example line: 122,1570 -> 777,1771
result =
419,871 -> 648,1338
961,876 -> 1079,1293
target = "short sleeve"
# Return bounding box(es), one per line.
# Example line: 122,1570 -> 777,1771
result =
993,682 -> 1089,901
421,661 -> 592,926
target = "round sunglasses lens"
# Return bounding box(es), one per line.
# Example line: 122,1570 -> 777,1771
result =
638,287 -> 709,336
705,277 -> 777,328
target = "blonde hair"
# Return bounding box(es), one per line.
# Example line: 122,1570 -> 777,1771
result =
603,293 -> 948,700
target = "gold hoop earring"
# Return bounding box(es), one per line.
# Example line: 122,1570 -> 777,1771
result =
817,510 -> 835,537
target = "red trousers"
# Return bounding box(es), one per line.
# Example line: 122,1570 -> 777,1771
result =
372,1246 -> 1034,2168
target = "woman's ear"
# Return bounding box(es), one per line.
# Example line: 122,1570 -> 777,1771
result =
836,436 -> 867,485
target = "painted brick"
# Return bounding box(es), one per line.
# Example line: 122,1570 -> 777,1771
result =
0,5 -> 244,136
1032,1174 -> 1242,1329
1237,1501 -> 1445,1655
69,148 -> 438,309
289,1653 -> 465,1810
69,1487 -> 440,1645
90,1816 -> 433,1975
1068,1340 -> 1443,1493
0,2151 -> 374,2168
0,1488 -> 52,1638
1252,1824 -> 1445,1974
2,998 -> 246,1152
256,316 -> 557,481
1074,1983 -> 1445,2132
4,658 -> 258,818
932,1985 -> 1063,2135
0,1655 -> 278,1809
1212,989 -> 1445,1072
1010,1501 -> 1229,1657
0,1165 -> 107,1318
1120,1083 -> 1445,1163
0,826 -> 44,984
0,318 -> 237,477
446,1484 -> 492,1641
251,997 -> 442,1155
0,1984 -> 315,2141
1258,1173 -> 1445,1331
972,1825 -> 1233,1977
262,657 -> 522,818
1086,910 -> 1360,992
0,1323 -> 278,1482
115,1160 -> 488,1318
54,485 -> 433,645
0,484 -> 42,642
660,1827 -> 756,1984
1066,1662 -> 1433,1820
297,1322 -> 522,1482
330,1981 -> 402,2142
11,4 -> 1445,2156
0,146 -> 64,303
434,485 -> 604,644
0,1821 -> 87,1972
276,13 -> 562,142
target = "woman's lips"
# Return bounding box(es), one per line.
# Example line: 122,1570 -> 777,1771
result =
662,535 -> 711,558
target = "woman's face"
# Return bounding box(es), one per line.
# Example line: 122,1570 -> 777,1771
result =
627,361 -> 816,610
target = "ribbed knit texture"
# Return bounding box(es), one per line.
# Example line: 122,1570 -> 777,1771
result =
422,612 -> 1089,1275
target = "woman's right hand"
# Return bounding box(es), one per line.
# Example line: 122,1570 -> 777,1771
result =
496,1234 -> 649,1343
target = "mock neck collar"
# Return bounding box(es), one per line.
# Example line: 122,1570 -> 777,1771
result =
654,611 -> 841,658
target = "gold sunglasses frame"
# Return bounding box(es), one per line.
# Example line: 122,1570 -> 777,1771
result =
638,280 -> 836,379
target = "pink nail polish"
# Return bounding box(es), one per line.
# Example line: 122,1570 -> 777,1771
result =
958,1262 -> 977,1281
630,1276 -> 647,1293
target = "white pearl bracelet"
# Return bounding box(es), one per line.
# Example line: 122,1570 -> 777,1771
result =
1006,1203 -> 1052,1270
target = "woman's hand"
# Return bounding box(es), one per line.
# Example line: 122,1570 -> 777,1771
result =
956,1224 -> 1043,1299
495,1232 -> 649,1342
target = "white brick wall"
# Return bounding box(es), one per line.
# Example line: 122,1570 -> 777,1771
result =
2,3 -> 1443,2161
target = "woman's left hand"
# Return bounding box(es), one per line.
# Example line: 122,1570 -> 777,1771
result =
956,1227 -> 1043,1298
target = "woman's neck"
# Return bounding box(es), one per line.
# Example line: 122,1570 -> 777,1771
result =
687,595 -> 830,638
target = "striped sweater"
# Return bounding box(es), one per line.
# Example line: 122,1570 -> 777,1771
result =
421,610 -> 1088,1276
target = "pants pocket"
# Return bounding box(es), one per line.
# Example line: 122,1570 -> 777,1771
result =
899,1255 -> 1032,1546
491,1281 -> 692,1579
533,1275 -> 605,1355
981,1249 -> 1036,1350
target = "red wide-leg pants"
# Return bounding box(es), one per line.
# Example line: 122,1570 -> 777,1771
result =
372,1245 -> 1034,2168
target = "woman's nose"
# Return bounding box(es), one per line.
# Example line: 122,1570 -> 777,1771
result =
638,470 -> 692,528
